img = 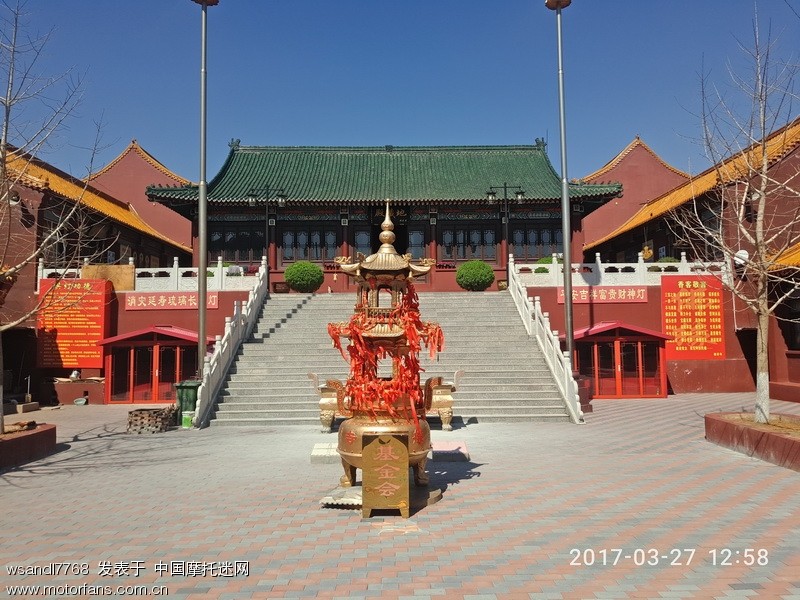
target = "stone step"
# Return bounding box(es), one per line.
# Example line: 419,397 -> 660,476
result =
219,378 -> 557,396
225,372 -> 553,382
210,416 -> 321,426
214,408 -> 321,419
209,413 -> 571,427
250,330 -> 530,340
234,352 -> 541,363
210,290 -> 571,427
215,396 -> 562,409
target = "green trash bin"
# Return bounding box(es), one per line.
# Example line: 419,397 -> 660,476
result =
175,380 -> 202,427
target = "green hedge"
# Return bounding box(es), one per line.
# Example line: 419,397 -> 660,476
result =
534,255 -> 562,273
455,260 -> 495,291
284,261 -> 324,293
536,255 -> 563,263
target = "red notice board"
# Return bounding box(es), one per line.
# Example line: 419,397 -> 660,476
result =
661,275 -> 725,361
37,279 -> 112,369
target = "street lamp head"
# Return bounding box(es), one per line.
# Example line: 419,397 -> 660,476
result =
191,0 -> 220,5
515,190 -> 526,202
545,0 -> 571,9
486,190 -> 497,203
276,196 -> 287,208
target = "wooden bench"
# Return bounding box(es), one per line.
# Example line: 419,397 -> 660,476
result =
309,370 -> 463,433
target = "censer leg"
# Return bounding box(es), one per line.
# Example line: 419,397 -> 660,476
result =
412,457 -> 429,487
340,458 -> 357,488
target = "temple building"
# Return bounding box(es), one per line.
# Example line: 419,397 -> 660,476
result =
0,146 -> 192,405
147,140 -> 622,292
578,117 -> 800,401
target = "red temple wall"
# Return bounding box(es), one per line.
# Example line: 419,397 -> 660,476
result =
114,291 -> 251,337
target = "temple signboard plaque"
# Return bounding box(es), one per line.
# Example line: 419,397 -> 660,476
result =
362,434 -> 410,518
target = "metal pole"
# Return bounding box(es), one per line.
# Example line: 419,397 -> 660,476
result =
555,5 -> 574,362
197,0 -> 209,377
265,200 -> 269,287
504,192 -> 510,282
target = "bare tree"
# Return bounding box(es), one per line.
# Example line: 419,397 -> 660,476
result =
669,17 -> 800,423
0,0 -> 111,432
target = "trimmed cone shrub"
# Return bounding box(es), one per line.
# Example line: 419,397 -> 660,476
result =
284,261 -> 324,293
455,260 -> 495,291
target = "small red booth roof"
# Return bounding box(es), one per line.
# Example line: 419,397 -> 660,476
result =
97,325 -> 214,346
569,321 -> 673,341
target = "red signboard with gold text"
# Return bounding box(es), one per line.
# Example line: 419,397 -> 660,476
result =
37,279 -> 111,369
557,285 -> 648,304
123,291 -> 218,310
661,275 -> 725,361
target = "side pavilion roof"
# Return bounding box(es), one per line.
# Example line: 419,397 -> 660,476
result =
147,143 -> 622,207
6,151 -> 191,254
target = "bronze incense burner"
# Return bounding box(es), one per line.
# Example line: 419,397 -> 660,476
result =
328,201 -> 444,490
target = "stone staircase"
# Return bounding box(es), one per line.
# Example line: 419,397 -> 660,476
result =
210,291 -> 570,427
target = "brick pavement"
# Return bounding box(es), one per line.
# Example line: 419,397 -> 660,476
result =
1,394 -> 799,599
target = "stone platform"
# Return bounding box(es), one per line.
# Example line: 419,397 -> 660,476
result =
319,484 -> 442,513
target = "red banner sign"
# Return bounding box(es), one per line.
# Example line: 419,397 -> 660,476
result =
37,279 -> 111,369
661,275 -> 725,360
557,286 -> 648,304
123,292 -> 219,310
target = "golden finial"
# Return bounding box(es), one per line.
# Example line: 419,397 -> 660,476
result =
378,198 -> 396,247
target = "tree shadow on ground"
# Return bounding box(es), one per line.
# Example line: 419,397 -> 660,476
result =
0,423 -> 198,485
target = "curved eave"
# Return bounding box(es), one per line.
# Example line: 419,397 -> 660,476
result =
146,193 -> 619,206
772,241 -> 800,269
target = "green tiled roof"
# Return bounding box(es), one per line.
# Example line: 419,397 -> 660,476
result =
147,144 -> 621,205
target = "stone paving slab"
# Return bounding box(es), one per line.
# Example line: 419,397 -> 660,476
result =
2,394 -> 800,599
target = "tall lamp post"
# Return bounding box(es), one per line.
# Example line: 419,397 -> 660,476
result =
247,187 -> 287,286
545,0 -> 575,363
191,0 -> 219,377
486,184 -> 525,280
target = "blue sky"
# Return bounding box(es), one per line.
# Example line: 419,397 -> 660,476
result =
18,1 -> 800,185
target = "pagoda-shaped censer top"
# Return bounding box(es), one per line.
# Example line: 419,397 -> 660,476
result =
333,200 -> 438,340
337,199 -> 433,280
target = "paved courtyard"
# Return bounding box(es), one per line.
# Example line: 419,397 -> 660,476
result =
2,393 -> 799,599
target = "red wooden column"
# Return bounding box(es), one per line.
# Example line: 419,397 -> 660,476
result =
268,222 -> 277,273
427,218 -> 437,287
103,352 -> 113,404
